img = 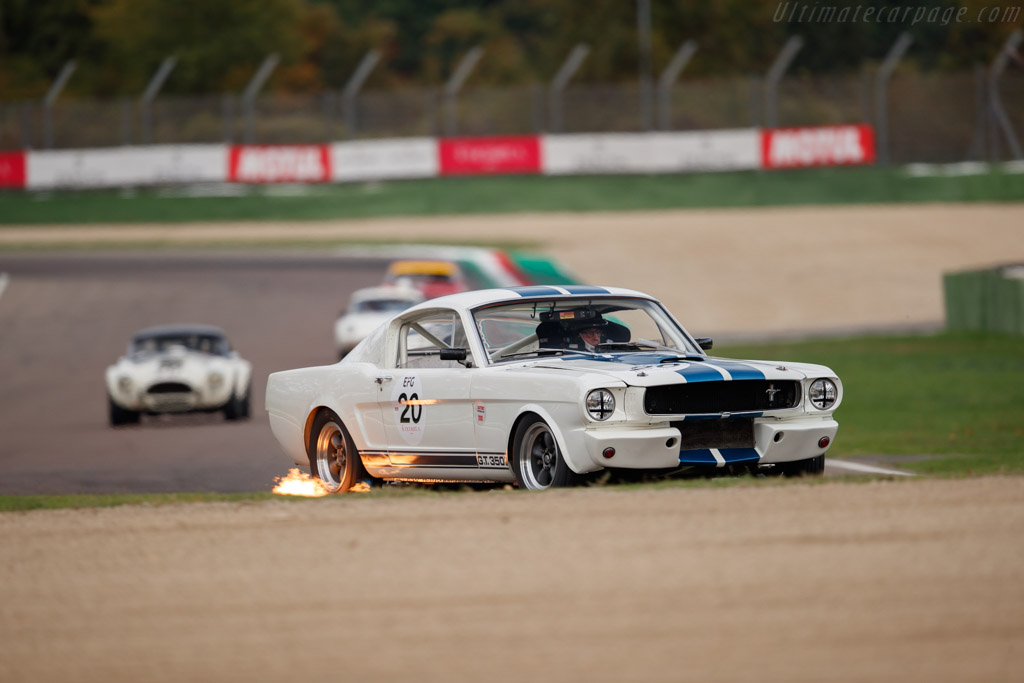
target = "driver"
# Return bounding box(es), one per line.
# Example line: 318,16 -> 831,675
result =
565,312 -> 608,352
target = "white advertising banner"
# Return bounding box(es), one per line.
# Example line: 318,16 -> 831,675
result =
28,145 -> 227,189
331,138 -> 438,182
542,130 -> 760,175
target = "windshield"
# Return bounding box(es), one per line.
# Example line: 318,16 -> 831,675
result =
132,334 -> 229,356
472,297 -> 698,363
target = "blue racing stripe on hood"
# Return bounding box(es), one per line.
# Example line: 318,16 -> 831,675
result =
707,361 -> 766,381
507,286 -> 564,298
675,364 -> 724,383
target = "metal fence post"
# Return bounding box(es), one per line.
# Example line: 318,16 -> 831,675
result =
242,54 -> 280,144
342,50 -> 381,139
988,29 -> 1023,161
875,32 -> 912,166
549,44 -> 589,133
656,40 -> 697,131
43,60 -> 77,149
763,36 -> 803,129
140,56 -> 177,145
444,46 -> 484,137
636,0 -> 653,130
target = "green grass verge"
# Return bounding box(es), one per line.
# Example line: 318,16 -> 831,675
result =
0,491 -> 282,512
1,166 -> 1022,225
717,331 -> 1024,476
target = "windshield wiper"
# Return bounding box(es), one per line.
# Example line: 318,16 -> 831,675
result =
499,347 -> 600,360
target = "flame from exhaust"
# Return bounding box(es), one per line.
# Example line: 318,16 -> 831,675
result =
272,468 -> 329,497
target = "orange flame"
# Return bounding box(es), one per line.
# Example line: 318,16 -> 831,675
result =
272,468 -> 329,497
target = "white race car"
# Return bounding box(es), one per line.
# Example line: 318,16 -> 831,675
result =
334,285 -> 424,359
266,286 -> 842,492
106,324 -> 253,426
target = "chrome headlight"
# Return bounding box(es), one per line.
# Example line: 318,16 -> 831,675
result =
808,378 -> 837,410
117,376 -> 132,391
207,372 -> 224,387
586,389 -> 615,421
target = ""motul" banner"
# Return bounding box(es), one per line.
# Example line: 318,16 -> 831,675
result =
439,136 -> 541,176
762,124 -> 876,169
0,152 -> 26,188
229,145 -> 331,183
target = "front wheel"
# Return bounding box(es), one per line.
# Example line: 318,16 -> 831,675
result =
108,395 -> 140,427
224,387 -> 251,421
511,416 -> 582,490
773,454 -> 825,477
307,409 -> 365,493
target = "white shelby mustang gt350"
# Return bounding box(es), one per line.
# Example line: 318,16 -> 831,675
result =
265,286 -> 842,491
106,324 -> 253,426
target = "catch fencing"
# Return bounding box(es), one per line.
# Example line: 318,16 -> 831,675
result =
1,69 -> 1021,165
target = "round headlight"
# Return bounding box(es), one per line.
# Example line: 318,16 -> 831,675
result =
117,376 -> 132,391
586,389 -> 615,421
207,372 -> 224,387
809,378 -> 837,410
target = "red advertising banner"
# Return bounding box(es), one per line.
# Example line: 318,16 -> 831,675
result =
439,136 -> 542,176
761,124 -> 876,169
229,145 -> 331,183
0,152 -> 26,188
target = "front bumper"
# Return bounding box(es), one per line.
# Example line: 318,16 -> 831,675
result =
579,417 -> 838,471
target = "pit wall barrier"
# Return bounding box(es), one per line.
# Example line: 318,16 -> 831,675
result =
944,265 -> 1024,336
4,124 -> 875,190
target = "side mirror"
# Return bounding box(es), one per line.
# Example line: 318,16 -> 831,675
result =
439,348 -> 468,361
695,337 -> 713,351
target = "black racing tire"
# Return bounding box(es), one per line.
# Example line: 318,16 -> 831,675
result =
108,395 -> 140,427
774,454 -> 825,477
307,409 -> 366,493
511,415 -> 582,490
224,386 -> 251,421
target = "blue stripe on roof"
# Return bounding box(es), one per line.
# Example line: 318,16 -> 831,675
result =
507,286 -> 564,298
560,286 -> 610,295
710,361 -> 765,381
676,364 -> 725,383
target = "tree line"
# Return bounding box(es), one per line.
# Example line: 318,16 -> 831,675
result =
1,0 -> 1019,100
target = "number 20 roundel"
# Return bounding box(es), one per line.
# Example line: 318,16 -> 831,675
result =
391,375 -> 425,446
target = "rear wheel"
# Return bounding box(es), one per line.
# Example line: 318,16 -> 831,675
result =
307,409 -> 365,493
774,454 -> 825,477
108,395 -> 140,427
511,416 -> 581,490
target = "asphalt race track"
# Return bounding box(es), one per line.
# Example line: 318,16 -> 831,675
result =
0,251 -> 391,495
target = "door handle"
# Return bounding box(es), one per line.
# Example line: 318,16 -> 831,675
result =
374,375 -> 393,385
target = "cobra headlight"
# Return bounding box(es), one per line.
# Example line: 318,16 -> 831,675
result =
808,378 -> 838,410
586,389 -> 615,421
207,372 -> 224,387
117,376 -> 132,391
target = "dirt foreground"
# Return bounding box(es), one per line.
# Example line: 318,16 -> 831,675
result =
2,477 -> 1022,682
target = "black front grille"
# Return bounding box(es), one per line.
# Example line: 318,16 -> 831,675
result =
148,382 -> 192,394
644,380 -> 800,415
672,419 -> 755,450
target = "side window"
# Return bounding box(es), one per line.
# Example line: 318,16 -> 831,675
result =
398,312 -> 470,369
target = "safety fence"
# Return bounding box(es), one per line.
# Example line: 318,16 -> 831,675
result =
0,124 -> 876,189
1,69 -> 1020,165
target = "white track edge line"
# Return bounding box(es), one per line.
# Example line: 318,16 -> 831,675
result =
827,459 -> 916,477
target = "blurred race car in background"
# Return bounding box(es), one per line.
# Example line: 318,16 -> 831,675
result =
382,259 -> 468,300
266,286 -> 842,493
105,324 -> 253,426
334,285 -> 424,359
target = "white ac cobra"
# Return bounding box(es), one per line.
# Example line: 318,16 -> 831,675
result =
266,286 -> 842,491
106,324 -> 253,426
